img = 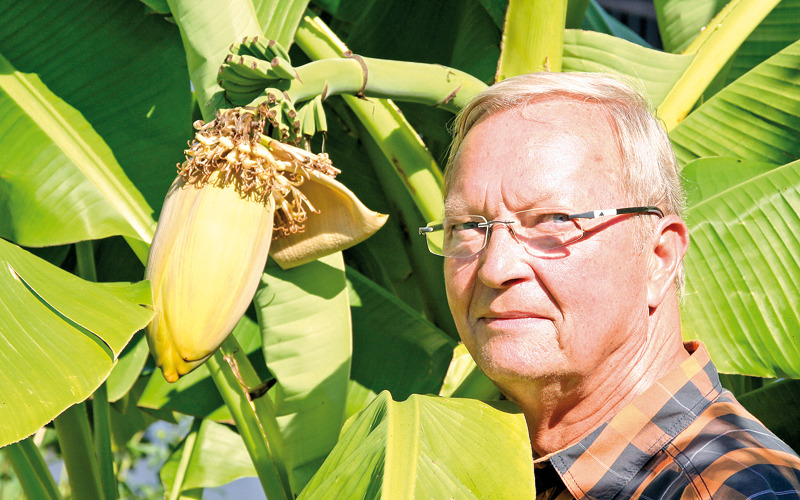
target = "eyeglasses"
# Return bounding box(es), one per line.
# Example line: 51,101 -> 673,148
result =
418,206 -> 663,258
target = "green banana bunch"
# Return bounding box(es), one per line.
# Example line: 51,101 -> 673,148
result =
296,95 -> 328,139
145,104 -> 387,382
218,37 -> 295,100
218,37 -> 321,144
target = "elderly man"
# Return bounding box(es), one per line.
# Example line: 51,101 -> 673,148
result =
419,72 -> 800,498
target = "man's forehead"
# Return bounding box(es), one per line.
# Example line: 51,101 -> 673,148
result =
444,98 -> 624,212
452,99 -> 618,171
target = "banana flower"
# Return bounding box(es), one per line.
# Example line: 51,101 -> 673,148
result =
145,105 -> 387,382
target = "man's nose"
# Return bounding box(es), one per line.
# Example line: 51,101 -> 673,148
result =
477,223 -> 534,288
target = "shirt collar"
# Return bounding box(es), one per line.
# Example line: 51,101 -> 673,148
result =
544,341 -> 723,499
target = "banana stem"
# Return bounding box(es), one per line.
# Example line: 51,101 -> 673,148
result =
53,402 -> 106,500
91,383 -> 118,500
497,0 -> 567,79
4,436 -> 62,500
283,57 -> 486,113
205,335 -> 291,499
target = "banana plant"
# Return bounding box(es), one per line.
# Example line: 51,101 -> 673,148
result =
1,0 -> 800,498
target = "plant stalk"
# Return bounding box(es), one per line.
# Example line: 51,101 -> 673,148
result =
75,240 -> 118,500
497,0 -> 567,79
205,335 -> 291,499
4,436 -> 62,500
53,402 -> 106,500
281,57 -> 486,114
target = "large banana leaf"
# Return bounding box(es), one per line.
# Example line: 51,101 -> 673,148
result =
255,253 -> 351,493
0,0 -> 191,215
562,29 -> 694,106
299,392 -> 534,499
0,238 -> 153,446
0,53 -> 154,247
670,38 -> 800,165
681,157 -> 800,377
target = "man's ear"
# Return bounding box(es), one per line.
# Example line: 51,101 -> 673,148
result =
647,215 -> 689,308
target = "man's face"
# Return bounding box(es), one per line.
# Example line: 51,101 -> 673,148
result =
444,98 -> 651,390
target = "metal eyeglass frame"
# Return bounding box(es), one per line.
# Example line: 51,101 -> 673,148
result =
418,206 -> 664,258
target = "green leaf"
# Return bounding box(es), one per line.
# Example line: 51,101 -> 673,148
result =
161,420 -> 258,495
654,0 -> 727,53
726,0 -> 800,83
681,157 -> 800,378
670,38 -> 800,166
477,0 -> 507,29
299,392 -> 534,499
0,0 -> 192,216
255,253 -> 351,492
0,54 -> 155,247
658,0 -> 781,131
439,344 -> 501,400
0,238 -> 153,446
562,30 -> 694,106
140,0 -> 171,14
449,0 -> 502,82
105,331 -> 150,403
683,157 -> 777,207
347,267 -> 456,399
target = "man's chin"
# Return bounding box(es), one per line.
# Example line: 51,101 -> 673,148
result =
473,338 -> 567,384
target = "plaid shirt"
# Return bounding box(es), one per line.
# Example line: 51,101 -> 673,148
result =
533,341 -> 800,499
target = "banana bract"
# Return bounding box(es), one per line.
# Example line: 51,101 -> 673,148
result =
145,106 -> 387,382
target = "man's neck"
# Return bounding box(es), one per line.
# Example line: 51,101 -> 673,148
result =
509,303 -> 689,457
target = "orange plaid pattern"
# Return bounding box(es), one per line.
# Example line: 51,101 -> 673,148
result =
533,342 -> 800,499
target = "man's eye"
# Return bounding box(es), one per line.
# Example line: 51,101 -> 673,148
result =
454,221 -> 482,231
522,213 -> 570,228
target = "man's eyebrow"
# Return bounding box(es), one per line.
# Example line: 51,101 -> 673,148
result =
443,198 -> 470,215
